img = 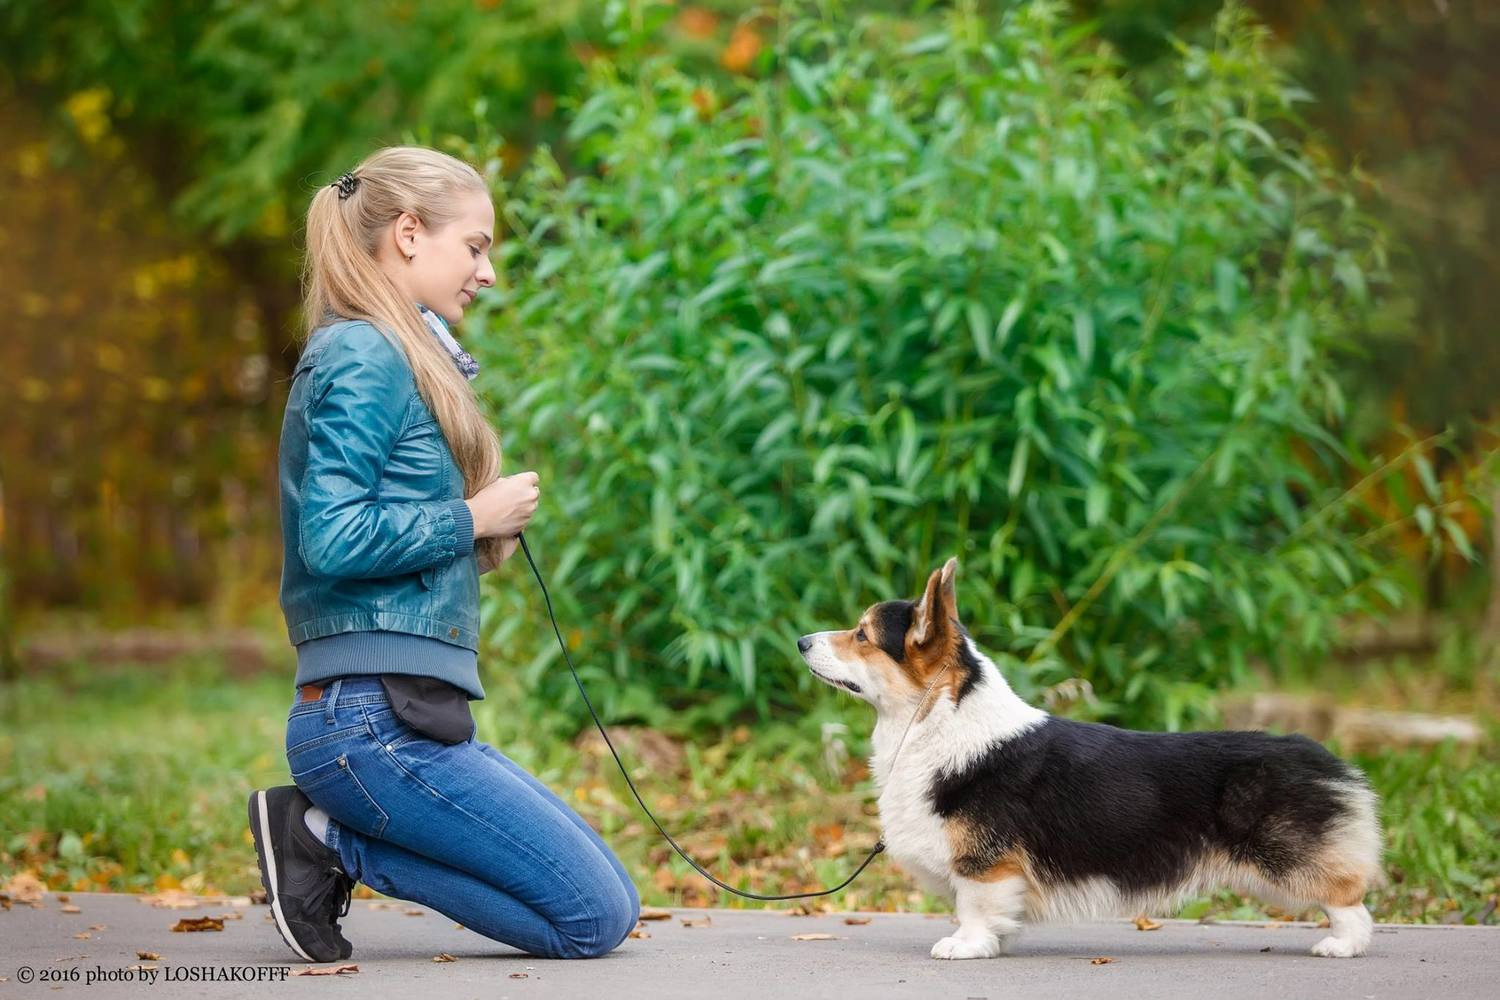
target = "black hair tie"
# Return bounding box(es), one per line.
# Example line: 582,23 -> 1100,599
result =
333,171 -> 360,200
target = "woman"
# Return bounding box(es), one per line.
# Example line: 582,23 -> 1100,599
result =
248,146 -> 640,963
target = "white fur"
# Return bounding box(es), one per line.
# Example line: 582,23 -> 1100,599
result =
1313,905 -> 1373,958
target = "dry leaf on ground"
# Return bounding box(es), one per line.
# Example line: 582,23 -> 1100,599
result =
1091,956 -> 1115,965
3,873 -> 46,905
1133,915 -> 1162,931
432,953 -> 457,963
291,964 -> 359,977
680,916 -> 712,928
843,916 -> 872,925
138,889 -> 203,909
791,933 -> 838,941
638,907 -> 673,921
170,916 -> 224,932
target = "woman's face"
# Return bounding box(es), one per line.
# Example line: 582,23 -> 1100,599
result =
390,189 -> 496,327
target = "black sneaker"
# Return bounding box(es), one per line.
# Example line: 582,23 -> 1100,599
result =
248,785 -> 356,962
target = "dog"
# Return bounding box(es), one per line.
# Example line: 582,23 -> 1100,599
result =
796,557 -> 1381,959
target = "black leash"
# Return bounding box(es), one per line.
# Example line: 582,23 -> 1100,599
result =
516,531 -> 886,900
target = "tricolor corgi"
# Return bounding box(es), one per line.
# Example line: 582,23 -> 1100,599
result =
797,558 -> 1381,959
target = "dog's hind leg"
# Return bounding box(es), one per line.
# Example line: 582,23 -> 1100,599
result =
930,875 -> 1026,960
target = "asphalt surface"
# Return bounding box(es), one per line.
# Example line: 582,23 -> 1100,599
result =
1,891 -> 1495,999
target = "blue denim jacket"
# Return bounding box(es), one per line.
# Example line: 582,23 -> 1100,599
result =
278,317 -> 479,652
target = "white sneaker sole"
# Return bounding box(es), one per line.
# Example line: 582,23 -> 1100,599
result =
251,790 -> 316,962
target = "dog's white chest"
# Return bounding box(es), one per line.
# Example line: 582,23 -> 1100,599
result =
874,753 -> 953,894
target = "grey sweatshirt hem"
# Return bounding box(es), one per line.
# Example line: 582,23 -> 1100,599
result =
294,629 -> 483,700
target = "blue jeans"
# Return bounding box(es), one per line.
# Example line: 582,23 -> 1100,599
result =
284,675 -> 640,958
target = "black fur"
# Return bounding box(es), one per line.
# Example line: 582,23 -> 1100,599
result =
929,717 -> 1366,890
870,600 -> 914,663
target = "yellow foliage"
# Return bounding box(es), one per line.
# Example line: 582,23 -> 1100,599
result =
63,88 -> 112,145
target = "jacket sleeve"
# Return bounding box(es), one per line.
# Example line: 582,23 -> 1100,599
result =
297,324 -> 475,580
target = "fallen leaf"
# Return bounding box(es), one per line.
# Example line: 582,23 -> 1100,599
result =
291,964 -> 360,976
1133,914 -> 1161,931
366,901 -> 405,911
88,924 -> 107,931
791,933 -> 838,941
1090,956 -> 1115,965
432,953 -> 457,963
1259,946 -> 1272,953
138,889 -> 202,909
680,916 -> 712,928
3,872 -> 46,904
61,904 -> 81,914
403,908 -> 425,917
126,965 -> 157,973
137,951 -> 161,961
248,888 -> 268,905
170,916 -> 224,932
628,927 -> 651,939
843,916 -> 872,925
509,972 -> 529,979
638,907 -> 673,921
58,894 -> 71,903
72,932 -> 91,940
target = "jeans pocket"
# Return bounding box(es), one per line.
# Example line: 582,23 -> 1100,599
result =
290,748 -> 390,839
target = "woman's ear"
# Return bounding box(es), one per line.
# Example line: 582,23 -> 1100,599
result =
393,211 -> 421,261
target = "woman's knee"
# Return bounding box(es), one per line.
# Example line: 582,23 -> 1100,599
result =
555,881 -> 639,958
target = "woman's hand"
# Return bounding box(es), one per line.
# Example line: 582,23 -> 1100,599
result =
465,472 -> 541,539
477,535 -> 520,575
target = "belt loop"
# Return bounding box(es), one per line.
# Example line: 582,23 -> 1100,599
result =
324,678 -> 343,725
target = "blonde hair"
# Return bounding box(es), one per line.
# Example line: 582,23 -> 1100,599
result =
301,145 -> 503,566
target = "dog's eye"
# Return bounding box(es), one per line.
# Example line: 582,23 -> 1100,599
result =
855,628 -> 866,642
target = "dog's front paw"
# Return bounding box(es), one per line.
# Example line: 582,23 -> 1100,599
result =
930,931 -> 1003,960
1310,935 -> 1362,959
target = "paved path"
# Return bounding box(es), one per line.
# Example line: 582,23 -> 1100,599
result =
2,892 -> 1495,999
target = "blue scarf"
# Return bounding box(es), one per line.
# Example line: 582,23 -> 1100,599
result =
417,304 -> 480,381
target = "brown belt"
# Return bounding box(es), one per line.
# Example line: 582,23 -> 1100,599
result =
298,683 -> 326,703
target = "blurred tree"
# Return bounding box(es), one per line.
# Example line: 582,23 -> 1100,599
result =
1074,0 -> 1500,607
0,0 -> 597,387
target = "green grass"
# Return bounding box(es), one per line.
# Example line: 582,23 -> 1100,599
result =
2,653 -> 1496,922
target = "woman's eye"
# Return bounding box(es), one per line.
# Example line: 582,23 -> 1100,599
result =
855,628 -> 866,642
469,246 -> 481,257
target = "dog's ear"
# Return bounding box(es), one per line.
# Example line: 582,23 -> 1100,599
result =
911,557 -> 959,646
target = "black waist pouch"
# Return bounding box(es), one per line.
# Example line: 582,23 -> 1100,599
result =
379,674 -> 475,745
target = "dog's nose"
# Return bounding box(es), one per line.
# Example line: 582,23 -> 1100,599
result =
796,635 -> 813,654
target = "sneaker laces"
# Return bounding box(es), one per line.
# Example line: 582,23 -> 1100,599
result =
304,865 -> 355,926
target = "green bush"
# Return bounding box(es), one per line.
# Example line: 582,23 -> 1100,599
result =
472,1 -> 1458,732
